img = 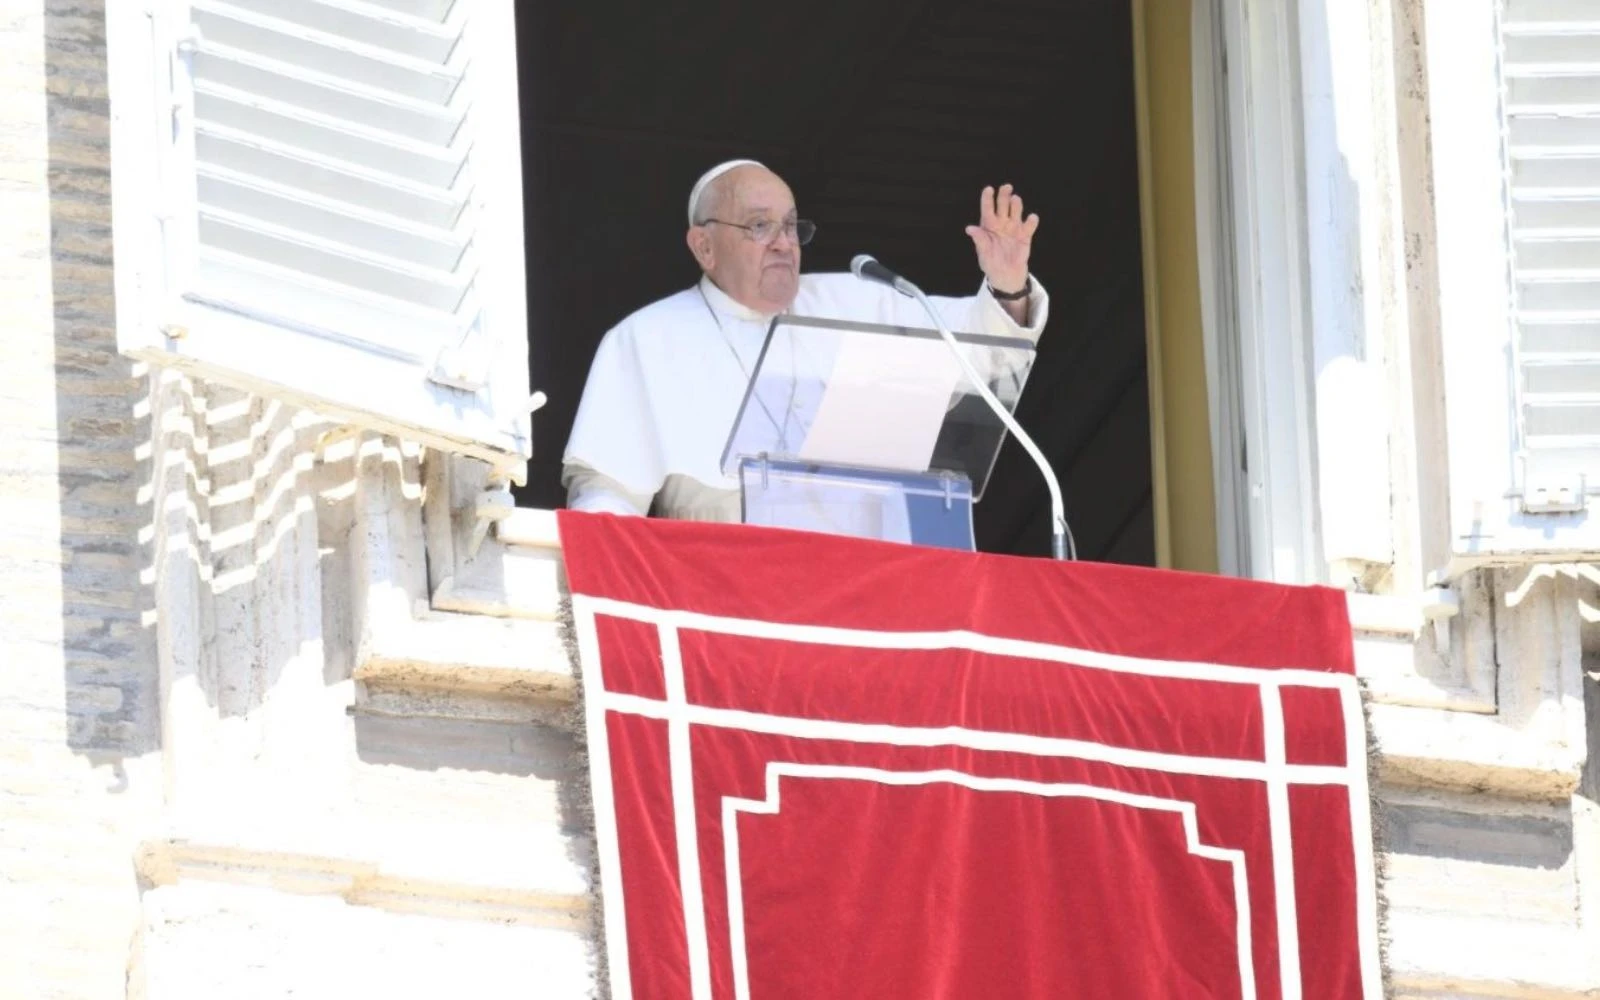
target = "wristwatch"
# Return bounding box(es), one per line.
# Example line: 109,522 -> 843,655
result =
989,277 -> 1032,301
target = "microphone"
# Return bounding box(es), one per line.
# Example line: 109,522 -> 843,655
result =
850,252 -> 1076,560
850,254 -> 915,297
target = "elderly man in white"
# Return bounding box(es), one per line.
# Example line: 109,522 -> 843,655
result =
562,160 -> 1048,521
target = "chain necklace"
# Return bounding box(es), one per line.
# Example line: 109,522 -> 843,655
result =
698,284 -> 803,453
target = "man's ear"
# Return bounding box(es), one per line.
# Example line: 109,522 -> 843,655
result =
686,227 -> 715,271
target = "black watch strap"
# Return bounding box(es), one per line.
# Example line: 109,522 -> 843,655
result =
989,277 -> 1032,301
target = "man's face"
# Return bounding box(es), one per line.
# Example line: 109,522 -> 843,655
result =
688,166 -> 801,314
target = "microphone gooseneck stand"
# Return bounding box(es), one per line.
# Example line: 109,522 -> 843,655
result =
850,255 -> 1076,561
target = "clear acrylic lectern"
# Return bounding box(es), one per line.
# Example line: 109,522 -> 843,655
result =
719,315 -> 1037,550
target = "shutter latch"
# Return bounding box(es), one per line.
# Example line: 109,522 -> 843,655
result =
430,318 -> 494,393
1519,482 -> 1587,515
1513,452 -> 1591,514
1514,474 -> 1589,515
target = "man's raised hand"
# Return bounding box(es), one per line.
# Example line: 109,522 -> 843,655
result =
965,183 -> 1039,294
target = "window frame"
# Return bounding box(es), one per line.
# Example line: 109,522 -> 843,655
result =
106,0 -> 533,480
1204,0 -> 1323,586
420,0 -> 1527,730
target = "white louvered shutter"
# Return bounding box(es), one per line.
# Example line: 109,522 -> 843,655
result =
1430,0 -> 1600,566
109,0 -> 530,476
1504,1 -> 1600,512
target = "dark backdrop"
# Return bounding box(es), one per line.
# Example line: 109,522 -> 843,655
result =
513,0 -> 1154,563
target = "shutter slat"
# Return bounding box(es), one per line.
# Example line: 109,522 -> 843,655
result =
1512,153 -> 1600,189
361,0 -> 456,23
198,209 -> 473,312
195,127 -> 468,228
198,168 -> 469,269
1520,321 -> 1600,353
1517,278 -> 1600,311
1505,7 -> 1600,486
1516,237 -> 1600,268
1524,406 -> 1600,439
194,84 -> 466,184
1510,194 -> 1600,229
1522,360 -> 1600,393
193,46 -> 463,145
194,249 -> 461,359
220,0 -> 460,63
193,2 -> 463,103
1505,32 -> 1600,69
1506,73 -> 1600,108
1508,113 -> 1600,153
1505,0 -> 1600,25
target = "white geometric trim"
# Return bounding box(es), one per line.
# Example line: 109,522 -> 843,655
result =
1262,685 -> 1303,999
577,594 -> 1356,690
601,691 -> 1353,787
661,624 -> 714,1000
568,592 -> 1381,999
721,763 -> 1258,1000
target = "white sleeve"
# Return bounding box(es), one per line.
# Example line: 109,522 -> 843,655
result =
563,463 -> 653,517
913,275 -> 1050,344
803,271 -> 1048,342
872,275 -> 1048,392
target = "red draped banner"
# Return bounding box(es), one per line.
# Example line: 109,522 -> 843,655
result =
558,511 -> 1379,999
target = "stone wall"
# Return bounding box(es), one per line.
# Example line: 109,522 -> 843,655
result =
0,5 -> 597,996
0,1 -> 162,995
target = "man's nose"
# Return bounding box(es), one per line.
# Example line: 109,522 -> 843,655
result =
768,226 -> 796,251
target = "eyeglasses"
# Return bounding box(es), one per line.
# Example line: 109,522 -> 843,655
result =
700,217 -> 816,246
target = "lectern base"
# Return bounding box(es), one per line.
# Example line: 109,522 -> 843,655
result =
738,457 -> 975,550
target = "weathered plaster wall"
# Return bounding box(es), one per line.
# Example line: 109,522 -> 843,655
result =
1,5 -> 597,996
130,387 -> 596,998
1374,568 -> 1600,998
0,2 -> 162,994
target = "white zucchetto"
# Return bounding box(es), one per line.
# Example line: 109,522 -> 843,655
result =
686,159 -> 765,225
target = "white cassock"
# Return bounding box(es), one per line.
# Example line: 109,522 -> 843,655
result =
562,272 -> 1049,522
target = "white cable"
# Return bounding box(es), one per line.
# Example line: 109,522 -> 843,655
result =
905,285 -> 1076,560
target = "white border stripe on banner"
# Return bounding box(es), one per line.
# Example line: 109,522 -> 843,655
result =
577,595 -> 1353,691
601,691 -> 1355,787
661,625 -> 714,1000
722,764 -> 1257,1000
568,593 -> 1382,998
1261,684 -> 1303,1000
721,795 -> 757,1000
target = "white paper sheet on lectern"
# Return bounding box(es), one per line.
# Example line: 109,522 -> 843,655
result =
797,334 -> 963,471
